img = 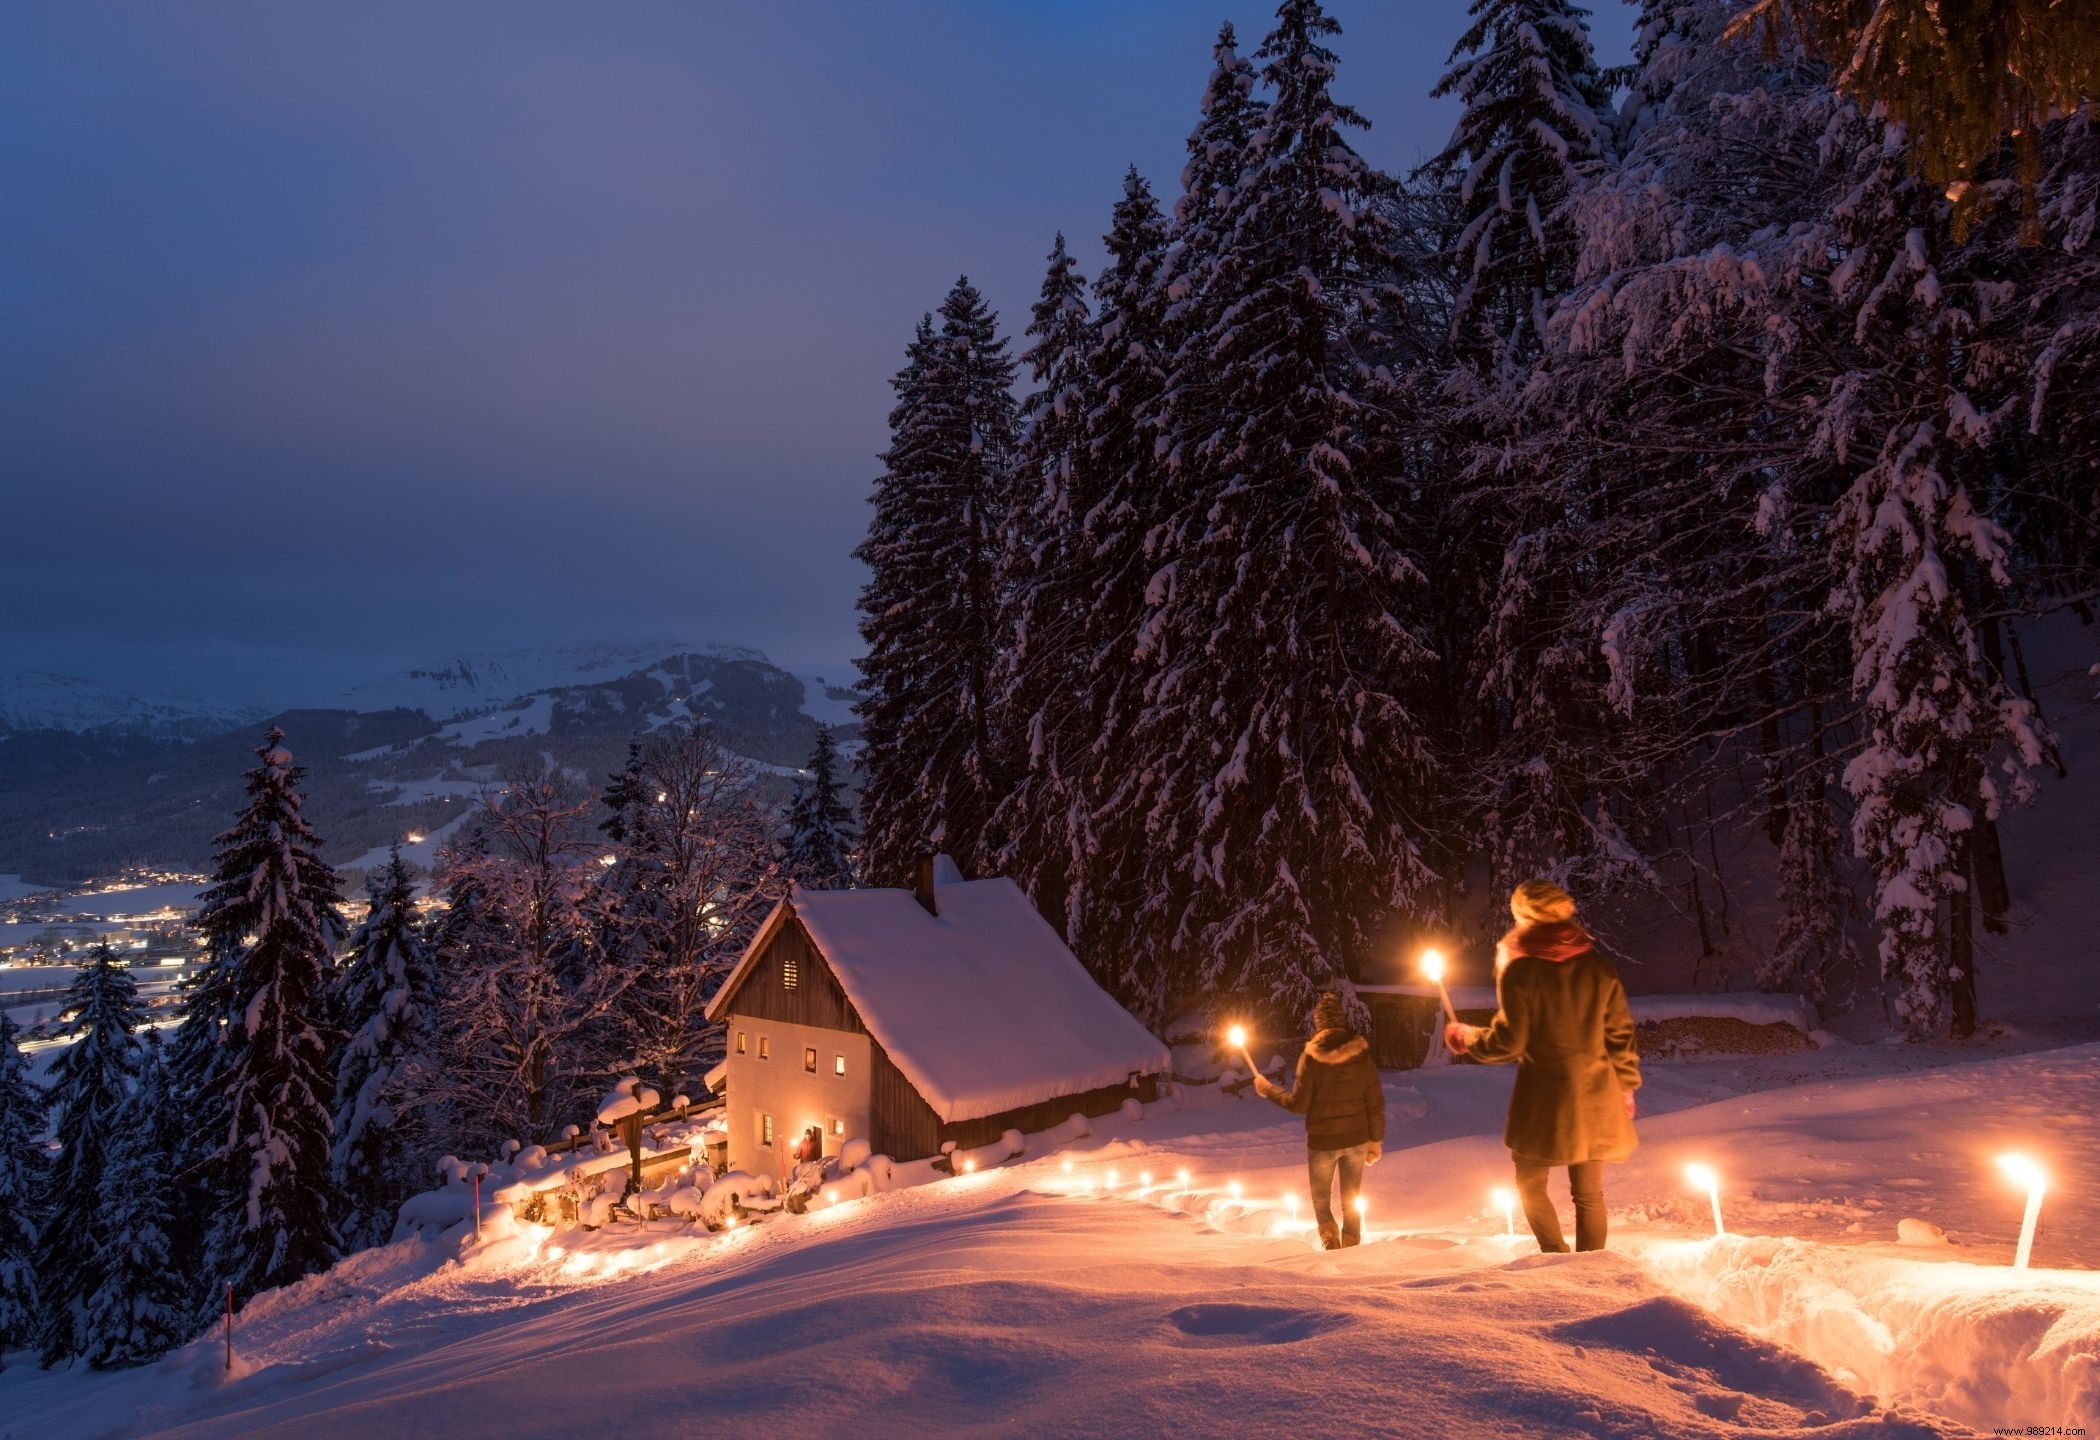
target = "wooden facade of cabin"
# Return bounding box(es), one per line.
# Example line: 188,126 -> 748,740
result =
721,912 -> 1158,1162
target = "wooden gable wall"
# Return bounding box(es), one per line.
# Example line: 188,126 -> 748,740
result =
721,909 -> 944,1161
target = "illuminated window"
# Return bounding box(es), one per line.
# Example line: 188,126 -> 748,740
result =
782,950 -> 799,989
834,1054 -> 846,1077
831,1118 -> 845,1137
758,1035 -> 770,1061
735,1030 -> 746,1056
759,1112 -> 774,1148
803,1047 -> 817,1073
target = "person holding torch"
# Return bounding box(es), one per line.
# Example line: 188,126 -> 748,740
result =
1442,881 -> 1640,1253
1251,992 -> 1385,1249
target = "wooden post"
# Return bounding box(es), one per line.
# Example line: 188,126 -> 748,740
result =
224,1281 -> 233,1372
621,1112 -> 645,1201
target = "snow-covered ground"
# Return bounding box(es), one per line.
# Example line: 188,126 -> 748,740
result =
9,1036 -> 2095,1436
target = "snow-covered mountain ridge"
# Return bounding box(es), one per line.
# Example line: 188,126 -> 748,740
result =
337,641 -> 779,721
0,671 -> 266,740
0,646 -> 862,886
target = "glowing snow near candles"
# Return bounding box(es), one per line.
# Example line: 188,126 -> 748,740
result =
1285,1193 -> 1298,1216
1228,1180 -> 1242,1202
1177,1168 -> 1191,1190
962,1158 -> 976,1174
1106,1169 -> 1119,1188
1491,1186 -> 1515,1238
1685,1163 -> 1724,1237
1997,1153 -> 2049,1270
1139,1171 -> 1152,1190
1418,948 -> 1459,1023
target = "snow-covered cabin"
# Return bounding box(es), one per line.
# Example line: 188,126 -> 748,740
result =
704,858 -> 1169,1173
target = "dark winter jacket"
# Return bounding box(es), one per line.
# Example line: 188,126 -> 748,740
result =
1265,1028 -> 1385,1151
1469,924 -> 1641,1166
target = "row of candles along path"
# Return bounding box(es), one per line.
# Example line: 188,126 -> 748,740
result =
1219,946 -> 2061,1270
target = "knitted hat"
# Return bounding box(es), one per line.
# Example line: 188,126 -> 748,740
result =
1312,991 -> 1347,1033
1510,879 -> 1578,926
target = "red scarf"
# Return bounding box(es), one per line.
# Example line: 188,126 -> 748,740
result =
1496,920 -> 1593,973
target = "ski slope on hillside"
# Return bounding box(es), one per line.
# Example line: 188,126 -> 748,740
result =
8,1038 -> 2094,1436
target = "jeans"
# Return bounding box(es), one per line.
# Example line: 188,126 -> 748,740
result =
1513,1158 -> 1606,1252
1307,1143 -> 1371,1246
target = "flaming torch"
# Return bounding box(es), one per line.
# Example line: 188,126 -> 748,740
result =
1685,1163 -> 1724,1238
1998,1154 -> 2048,1270
1491,1185 -> 1516,1239
1419,949 -> 1459,1025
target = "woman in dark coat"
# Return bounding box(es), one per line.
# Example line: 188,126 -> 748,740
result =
1255,992 -> 1385,1249
1445,880 -> 1640,1252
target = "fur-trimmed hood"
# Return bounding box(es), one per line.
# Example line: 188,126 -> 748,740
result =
1304,1028 -> 1368,1065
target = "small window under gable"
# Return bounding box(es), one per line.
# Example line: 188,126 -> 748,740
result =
782,949 -> 799,989
834,1053 -> 846,1077
735,1030 -> 746,1056
758,1035 -> 770,1061
803,1047 -> 817,1073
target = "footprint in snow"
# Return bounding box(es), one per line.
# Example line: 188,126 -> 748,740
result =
1163,1302 -> 1345,1346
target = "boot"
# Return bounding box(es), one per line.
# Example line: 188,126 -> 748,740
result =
1340,1228 -> 1362,1248
1318,1223 -> 1342,1250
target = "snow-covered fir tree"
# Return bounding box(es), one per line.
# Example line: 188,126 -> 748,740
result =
783,724 -> 856,890
855,279 -> 1017,884
81,1031 -> 183,1368
990,233 -> 1096,929
1129,0 -> 1440,1018
1424,0 -> 1610,358
328,847 -> 440,1251
35,944 -> 145,1365
0,1013 -> 43,1367
184,727 -> 344,1309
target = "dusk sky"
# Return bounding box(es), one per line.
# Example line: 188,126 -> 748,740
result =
2,1 -> 1632,707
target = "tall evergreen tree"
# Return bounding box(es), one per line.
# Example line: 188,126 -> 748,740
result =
855,279 -> 1018,883
185,727 -> 344,1310
36,945 -> 145,1365
0,1013 -> 44,1367
1067,170 -> 1178,1009
783,724 -> 857,889
1130,0 -> 1439,1019
1425,0 -> 1610,358
81,1031 -> 183,1368
328,847 -> 439,1252
991,234 -> 1095,925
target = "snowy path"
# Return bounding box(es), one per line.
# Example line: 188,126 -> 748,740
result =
8,1040 -> 2098,1436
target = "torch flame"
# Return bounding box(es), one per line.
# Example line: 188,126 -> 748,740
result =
1227,1024 -> 1247,1050
1998,1153 -> 2046,1190
1419,949 -> 1445,984
1684,1163 -> 1719,1194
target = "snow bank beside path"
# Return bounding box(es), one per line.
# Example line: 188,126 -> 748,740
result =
1648,1234 -> 2100,1430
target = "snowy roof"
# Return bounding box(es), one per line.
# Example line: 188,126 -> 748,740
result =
709,876 -> 1168,1124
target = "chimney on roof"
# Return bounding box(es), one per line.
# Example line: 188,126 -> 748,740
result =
914,854 -> 938,916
